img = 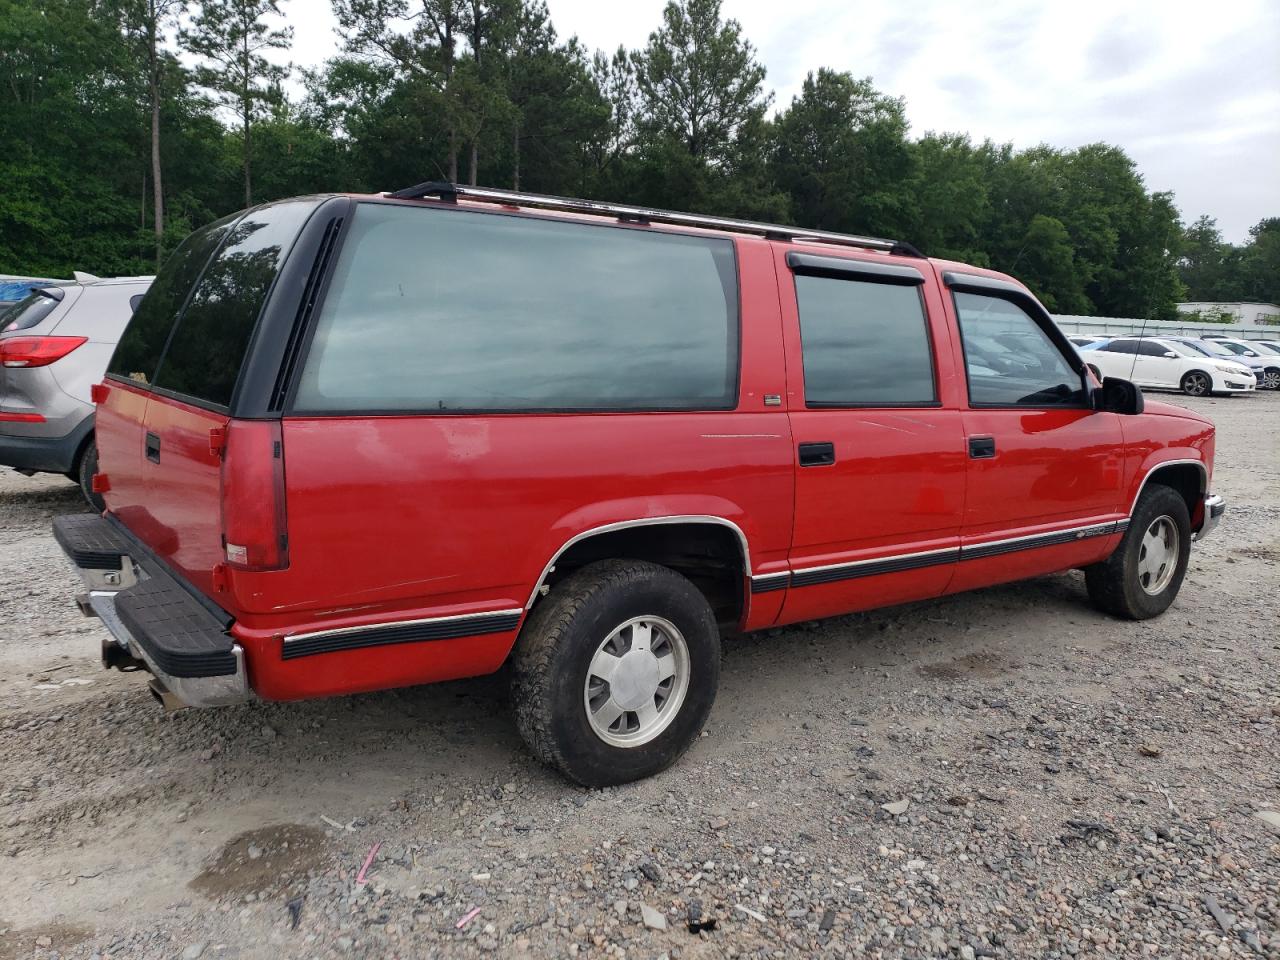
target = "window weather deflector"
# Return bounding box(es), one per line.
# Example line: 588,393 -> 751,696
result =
786,251 -> 924,285
385,181 -> 918,256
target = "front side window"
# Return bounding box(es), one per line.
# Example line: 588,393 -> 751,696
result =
794,274 -> 936,406
108,215 -> 235,386
151,200 -> 317,408
955,293 -> 1084,406
1137,341 -> 1171,357
294,204 -> 739,412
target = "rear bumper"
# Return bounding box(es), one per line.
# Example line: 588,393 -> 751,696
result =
1195,494 -> 1225,541
0,414 -> 92,473
52,514 -> 251,708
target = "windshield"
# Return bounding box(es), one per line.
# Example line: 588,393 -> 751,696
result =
1213,340 -> 1253,356
1190,340 -> 1232,357
1248,341 -> 1280,355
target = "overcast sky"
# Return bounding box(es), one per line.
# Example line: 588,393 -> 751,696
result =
276,0 -> 1280,243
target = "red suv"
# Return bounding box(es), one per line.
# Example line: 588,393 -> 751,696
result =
54,183 -> 1225,786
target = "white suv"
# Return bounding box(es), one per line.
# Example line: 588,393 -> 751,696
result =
1083,337 -> 1255,397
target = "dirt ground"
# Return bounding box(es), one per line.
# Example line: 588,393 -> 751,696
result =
1,392 -> 1277,959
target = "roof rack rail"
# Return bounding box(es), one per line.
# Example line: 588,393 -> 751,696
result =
384,181 -> 920,256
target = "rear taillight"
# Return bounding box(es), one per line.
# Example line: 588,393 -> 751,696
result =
220,420 -> 289,571
0,336 -> 88,367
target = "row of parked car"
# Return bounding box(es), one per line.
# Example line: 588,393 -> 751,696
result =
1066,334 -> 1280,397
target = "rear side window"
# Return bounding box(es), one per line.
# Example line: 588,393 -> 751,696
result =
108,217 -> 235,386
151,200 -> 317,408
794,275 -> 936,406
0,289 -> 62,333
293,204 -> 739,412
1103,340 -> 1138,354
955,293 -> 1084,406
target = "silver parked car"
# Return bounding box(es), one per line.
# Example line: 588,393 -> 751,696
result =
0,274 -> 152,507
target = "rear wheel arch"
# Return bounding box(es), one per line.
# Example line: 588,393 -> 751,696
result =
531,517 -> 750,630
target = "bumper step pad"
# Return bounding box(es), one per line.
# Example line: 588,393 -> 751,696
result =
52,514 -> 131,570
53,514 -> 237,679
115,578 -> 238,678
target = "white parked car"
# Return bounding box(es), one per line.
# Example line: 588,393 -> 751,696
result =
1191,336 -> 1278,389
1082,337 -> 1256,397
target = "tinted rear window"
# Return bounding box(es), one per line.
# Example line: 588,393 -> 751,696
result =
293,203 -> 739,412
108,217 -> 235,386
0,290 -> 61,333
150,200 -> 317,408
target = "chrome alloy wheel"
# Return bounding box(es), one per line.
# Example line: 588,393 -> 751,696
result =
583,616 -> 690,748
1262,369 -> 1280,390
1182,372 -> 1210,396
1138,516 -> 1179,596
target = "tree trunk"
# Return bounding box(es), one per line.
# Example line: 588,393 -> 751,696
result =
448,130 -> 458,182
149,30 -> 164,266
512,121 -> 520,190
468,140 -> 478,186
243,102 -> 252,207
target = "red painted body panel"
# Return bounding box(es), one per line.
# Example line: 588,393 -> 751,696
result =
88,201 -> 1220,705
772,243 -> 967,623
94,381 -> 148,522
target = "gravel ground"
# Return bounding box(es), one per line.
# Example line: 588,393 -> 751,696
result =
1,392 -> 1277,960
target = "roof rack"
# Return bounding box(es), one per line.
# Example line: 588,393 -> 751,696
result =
384,181 -> 923,257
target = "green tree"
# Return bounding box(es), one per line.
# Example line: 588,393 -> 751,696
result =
771,70 -> 911,237
633,0 -> 769,165
1239,217 -> 1280,305
121,0 -> 189,264
183,0 -> 292,207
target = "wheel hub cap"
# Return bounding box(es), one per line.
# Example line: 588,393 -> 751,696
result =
584,616 -> 690,748
1138,515 -> 1179,595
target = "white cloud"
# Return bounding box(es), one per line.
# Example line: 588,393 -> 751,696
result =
272,0 -> 1280,242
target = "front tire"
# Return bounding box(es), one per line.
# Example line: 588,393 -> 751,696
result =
76,440 -> 104,513
1085,484 -> 1191,620
1261,367 -> 1280,391
1180,370 -> 1211,397
511,559 -> 721,787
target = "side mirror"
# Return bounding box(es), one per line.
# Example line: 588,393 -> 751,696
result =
1094,376 -> 1144,415
1163,351 -> 1178,358
1244,351 -> 1257,356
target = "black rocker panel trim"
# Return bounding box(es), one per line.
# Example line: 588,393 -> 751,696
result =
776,520 -> 1124,591
281,611 -> 523,660
789,549 -> 960,589
750,574 -> 790,594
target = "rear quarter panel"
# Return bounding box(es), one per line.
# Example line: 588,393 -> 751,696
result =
230,236 -> 795,700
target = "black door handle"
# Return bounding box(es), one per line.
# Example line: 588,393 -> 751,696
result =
145,431 -> 161,463
798,441 -> 835,467
968,435 -> 995,459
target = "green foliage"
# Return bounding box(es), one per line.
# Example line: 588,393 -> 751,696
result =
1178,307 -> 1236,325
0,0 -> 1269,329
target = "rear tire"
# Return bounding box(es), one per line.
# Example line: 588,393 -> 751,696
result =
76,440 -> 104,513
1261,367 -> 1280,390
511,559 -> 720,787
1180,370 -> 1211,397
1086,363 -> 1102,381
1085,484 -> 1190,620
